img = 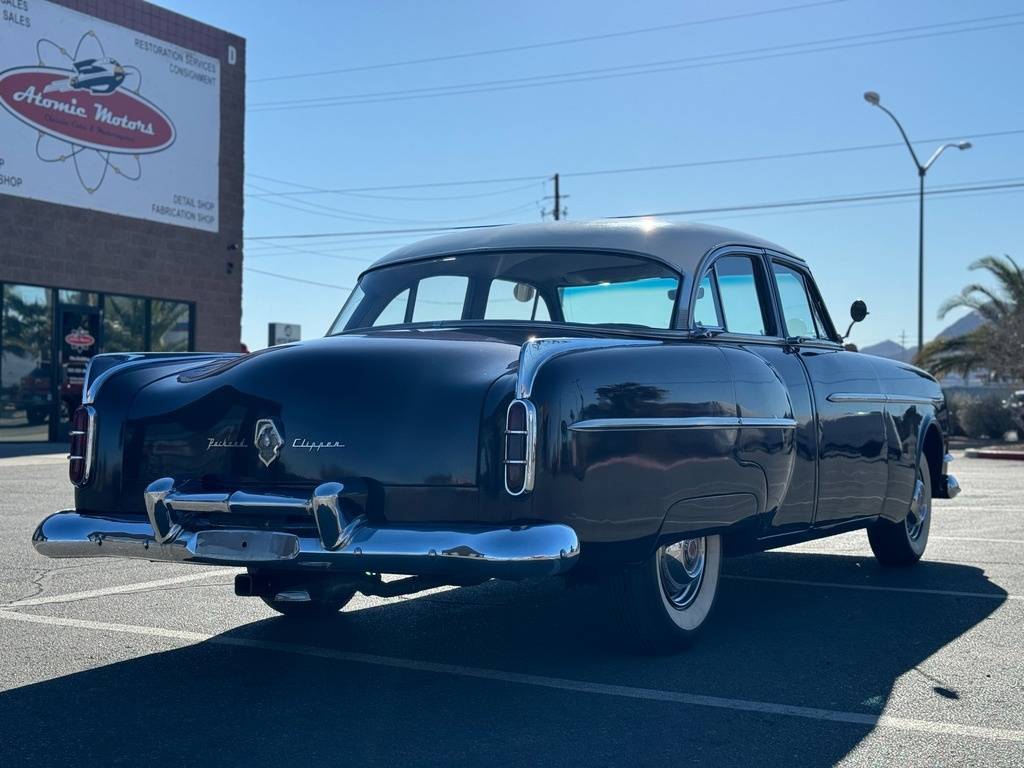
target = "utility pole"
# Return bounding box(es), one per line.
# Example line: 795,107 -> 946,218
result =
543,173 -> 568,221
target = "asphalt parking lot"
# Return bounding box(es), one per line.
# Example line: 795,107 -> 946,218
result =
1,452 -> 1021,767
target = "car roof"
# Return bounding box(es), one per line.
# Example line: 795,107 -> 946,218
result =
364,219 -> 801,277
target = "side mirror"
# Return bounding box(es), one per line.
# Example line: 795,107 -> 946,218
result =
850,300 -> 868,323
843,300 -> 869,341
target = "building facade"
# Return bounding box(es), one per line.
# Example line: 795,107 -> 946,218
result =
0,0 -> 244,441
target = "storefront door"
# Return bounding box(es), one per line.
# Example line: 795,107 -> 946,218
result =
54,305 -> 101,440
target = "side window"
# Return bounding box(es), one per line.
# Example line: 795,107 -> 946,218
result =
410,275 -> 469,323
692,274 -> 722,328
772,263 -> 821,339
372,288 -> 409,327
715,256 -> 767,335
484,280 -> 550,321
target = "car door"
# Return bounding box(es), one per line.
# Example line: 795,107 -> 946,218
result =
693,250 -> 819,535
767,257 -> 888,526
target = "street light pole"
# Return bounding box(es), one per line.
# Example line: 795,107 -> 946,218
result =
863,91 -> 971,354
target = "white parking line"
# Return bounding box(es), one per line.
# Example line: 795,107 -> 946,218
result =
932,535 -> 1024,545
4,568 -> 240,608
723,575 -> 1021,600
0,608 -> 1021,742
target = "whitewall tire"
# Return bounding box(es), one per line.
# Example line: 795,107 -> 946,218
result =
609,534 -> 722,653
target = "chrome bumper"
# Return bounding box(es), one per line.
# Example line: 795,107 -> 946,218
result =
937,453 -> 962,499
33,479 -> 580,580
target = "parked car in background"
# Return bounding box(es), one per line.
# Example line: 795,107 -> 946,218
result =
1003,389 -> 1024,434
33,221 -> 961,652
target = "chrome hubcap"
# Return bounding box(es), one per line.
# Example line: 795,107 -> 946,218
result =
659,537 -> 706,609
907,475 -> 930,541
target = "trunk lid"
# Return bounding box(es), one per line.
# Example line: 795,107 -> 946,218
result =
122,331 -> 520,497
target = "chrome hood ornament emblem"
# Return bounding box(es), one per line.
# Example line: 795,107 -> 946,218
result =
254,419 -> 283,467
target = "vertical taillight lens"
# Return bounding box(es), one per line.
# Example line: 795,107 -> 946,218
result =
69,405 -> 95,486
504,399 -> 536,496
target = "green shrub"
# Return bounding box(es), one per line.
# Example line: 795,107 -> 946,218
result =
951,394 -> 1015,439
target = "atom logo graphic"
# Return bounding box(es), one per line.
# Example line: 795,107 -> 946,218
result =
0,31 -> 176,194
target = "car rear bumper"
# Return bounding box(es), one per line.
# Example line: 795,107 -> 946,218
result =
32,510 -> 580,580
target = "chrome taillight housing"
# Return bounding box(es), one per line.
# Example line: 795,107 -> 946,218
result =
504,399 -> 536,496
68,405 -> 96,486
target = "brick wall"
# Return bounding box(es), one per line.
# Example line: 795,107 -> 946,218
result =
0,0 -> 245,352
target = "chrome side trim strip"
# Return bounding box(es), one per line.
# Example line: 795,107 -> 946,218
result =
886,394 -> 944,405
568,416 -> 798,432
826,392 -> 887,404
32,511 -> 581,579
827,392 -> 942,405
516,337 -> 660,399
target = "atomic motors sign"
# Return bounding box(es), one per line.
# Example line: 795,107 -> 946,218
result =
0,1 -> 220,232
0,67 -> 176,153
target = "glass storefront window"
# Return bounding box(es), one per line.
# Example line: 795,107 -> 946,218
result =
0,282 -> 195,441
58,289 -> 98,306
103,294 -> 146,352
151,300 -> 191,352
1,285 -> 53,442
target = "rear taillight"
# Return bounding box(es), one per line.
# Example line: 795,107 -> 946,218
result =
504,399 -> 536,496
69,405 -> 95,486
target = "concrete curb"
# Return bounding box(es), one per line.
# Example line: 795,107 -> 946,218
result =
964,448 -> 1024,461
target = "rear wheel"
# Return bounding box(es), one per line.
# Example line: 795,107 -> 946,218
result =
608,534 -> 722,654
868,454 -> 931,566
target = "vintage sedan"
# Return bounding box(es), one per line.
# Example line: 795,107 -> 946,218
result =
33,220 -> 961,652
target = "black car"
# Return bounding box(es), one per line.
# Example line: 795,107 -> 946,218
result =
33,220 -> 961,652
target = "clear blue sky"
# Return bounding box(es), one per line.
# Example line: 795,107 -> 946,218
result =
161,0 -> 1024,351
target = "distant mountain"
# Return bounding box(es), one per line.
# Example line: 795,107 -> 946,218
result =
936,310 -> 984,340
860,311 -> 983,363
860,339 -> 915,362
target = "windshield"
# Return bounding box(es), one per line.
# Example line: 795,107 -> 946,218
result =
328,250 -> 681,334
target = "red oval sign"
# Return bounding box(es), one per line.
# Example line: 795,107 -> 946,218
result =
0,67 -> 175,154
64,331 -> 96,349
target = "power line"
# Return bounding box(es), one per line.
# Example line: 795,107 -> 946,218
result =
244,127 -> 1024,200
243,185 -> 1024,286
246,223 -> 505,241
243,177 -> 1024,241
248,14 -> 1024,112
247,174 -> 545,202
614,179 -> 1024,220
247,183 -> 542,225
248,0 -> 850,84
692,183 -> 1024,224
245,267 -> 353,290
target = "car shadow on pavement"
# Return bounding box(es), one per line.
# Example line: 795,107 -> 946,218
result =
0,552 -> 1008,767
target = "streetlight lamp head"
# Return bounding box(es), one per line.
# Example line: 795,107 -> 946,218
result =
957,141 -> 972,150
863,90 -> 881,106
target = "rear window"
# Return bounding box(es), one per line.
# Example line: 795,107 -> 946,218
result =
329,250 -> 680,333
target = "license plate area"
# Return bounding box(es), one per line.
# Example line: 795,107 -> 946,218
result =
192,529 -> 300,562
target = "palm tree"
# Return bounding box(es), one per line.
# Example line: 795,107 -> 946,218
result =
916,255 -> 1024,380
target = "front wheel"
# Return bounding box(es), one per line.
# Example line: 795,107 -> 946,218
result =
607,534 -> 722,654
868,454 -> 931,566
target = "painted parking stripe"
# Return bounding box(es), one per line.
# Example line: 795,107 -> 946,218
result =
1,610 -> 1022,743
723,575 -> 1021,601
4,568 -> 240,608
931,535 -> 1024,545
